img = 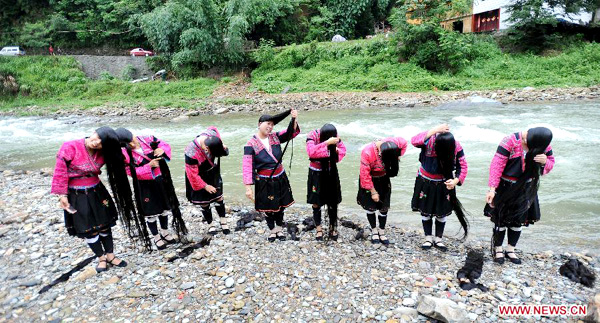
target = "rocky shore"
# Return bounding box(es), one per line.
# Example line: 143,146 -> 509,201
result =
2,84 -> 599,120
0,169 -> 598,322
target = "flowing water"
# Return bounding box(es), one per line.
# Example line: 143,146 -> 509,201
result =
1,101 -> 599,252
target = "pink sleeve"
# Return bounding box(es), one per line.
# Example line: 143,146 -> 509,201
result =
243,145 -> 255,185
51,143 -> 73,195
158,139 -> 172,160
123,148 -> 156,180
359,149 -> 374,190
488,136 -> 512,188
456,143 -> 468,185
186,164 -> 207,190
542,145 -> 555,175
411,131 -> 428,148
393,137 -> 408,156
337,141 -> 347,162
307,135 -> 330,159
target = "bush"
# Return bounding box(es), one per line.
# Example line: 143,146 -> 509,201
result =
121,64 -> 137,81
98,71 -> 114,81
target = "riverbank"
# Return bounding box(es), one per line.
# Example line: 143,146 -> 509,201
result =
2,82 -> 599,120
0,170 -> 598,322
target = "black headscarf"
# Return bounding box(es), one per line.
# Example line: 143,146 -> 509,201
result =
435,132 -> 469,240
258,109 -> 292,126
380,141 -> 400,178
96,127 -> 152,250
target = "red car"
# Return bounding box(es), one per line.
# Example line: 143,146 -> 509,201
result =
130,48 -> 154,57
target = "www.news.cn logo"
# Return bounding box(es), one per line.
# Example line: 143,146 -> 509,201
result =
498,305 -> 587,316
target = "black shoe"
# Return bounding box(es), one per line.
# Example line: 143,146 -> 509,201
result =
106,256 -> 127,268
329,231 -> 338,241
207,227 -> 219,236
160,233 -> 177,244
371,232 -> 380,244
505,251 -> 522,264
268,233 -> 276,243
154,237 -> 167,250
276,232 -> 287,241
96,258 -> 108,273
379,234 -> 390,245
493,250 -> 505,265
316,229 -> 324,241
421,240 -> 433,250
433,241 -> 448,252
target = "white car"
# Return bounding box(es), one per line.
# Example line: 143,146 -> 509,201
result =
0,46 -> 26,56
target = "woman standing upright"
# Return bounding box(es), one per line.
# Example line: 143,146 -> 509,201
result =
485,127 -> 554,264
357,136 -> 407,245
116,128 -> 187,250
411,124 -> 469,252
51,127 -> 132,272
306,124 -> 346,241
185,126 -> 230,235
243,109 -> 300,242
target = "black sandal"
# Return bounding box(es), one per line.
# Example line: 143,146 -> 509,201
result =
268,233 -> 276,243
106,255 -> 128,268
160,232 -> 177,244
154,236 -> 167,250
276,231 -> 287,241
96,257 -> 108,273
329,230 -> 338,241
493,249 -> 505,264
315,228 -> 324,241
421,240 -> 433,250
207,226 -> 219,236
221,224 -> 231,235
433,241 -> 448,252
379,233 -> 390,245
370,232 -> 380,244
505,251 -> 522,264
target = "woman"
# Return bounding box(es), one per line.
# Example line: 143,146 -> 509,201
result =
51,127 -> 131,272
185,126 -> 230,235
116,128 -> 186,250
357,136 -> 407,245
411,124 -> 469,252
243,109 -> 300,242
306,124 -> 346,241
485,127 -> 554,264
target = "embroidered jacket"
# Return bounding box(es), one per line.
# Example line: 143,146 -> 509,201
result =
242,125 -> 301,185
359,137 -> 408,190
488,132 -> 555,188
411,131 -> 468,184
305,129 -> 347,170
122,135 -> 172,181
51,139 -> 104,195
184,127 -> 222,191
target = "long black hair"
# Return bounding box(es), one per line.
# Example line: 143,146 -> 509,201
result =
380,141 -> 401,178
316,124 -> 341,205
493,127 -> 553,225
435,132 -> 469,240
97,127 -> 152,250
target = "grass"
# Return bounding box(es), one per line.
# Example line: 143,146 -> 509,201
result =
0,56 -> 218,111
250,38 -> 600,93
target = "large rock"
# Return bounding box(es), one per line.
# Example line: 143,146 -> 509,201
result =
417,295 -> 469,323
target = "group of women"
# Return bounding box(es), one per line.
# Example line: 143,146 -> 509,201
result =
51,108 -> 555,271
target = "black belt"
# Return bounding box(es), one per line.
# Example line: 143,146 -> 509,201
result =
68,185 -> 99,194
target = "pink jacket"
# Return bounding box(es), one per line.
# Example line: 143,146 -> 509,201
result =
488,132 -> 555,188
411,131 -> 468,184
359,137 -> 408,190
185,127 -> 221,191
51,139 -> 103,195
122,135 -> 172,181
305,129 -> 346,170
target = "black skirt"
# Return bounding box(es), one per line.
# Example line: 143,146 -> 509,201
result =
65,182 -> 118,238
186,168 -> 223,205
255,172 -> 294,212
137,176 -> 171,216
356,175 -> 391,212
306,168 -> 342,206
484,179 -> 541,227
411,175 -> 453,218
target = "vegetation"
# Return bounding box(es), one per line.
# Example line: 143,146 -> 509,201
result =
0,56 -> 216,110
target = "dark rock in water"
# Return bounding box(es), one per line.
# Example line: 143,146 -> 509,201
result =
560,258 -> 596,287
457,249 -> 488,292
285,222 -> 300,241
302,217 -> 316,232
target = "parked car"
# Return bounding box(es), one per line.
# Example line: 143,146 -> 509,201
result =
130,48 -> 154,57
0,46 -> 26,56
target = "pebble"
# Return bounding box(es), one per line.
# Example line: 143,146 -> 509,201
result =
225,277 -> 235,288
